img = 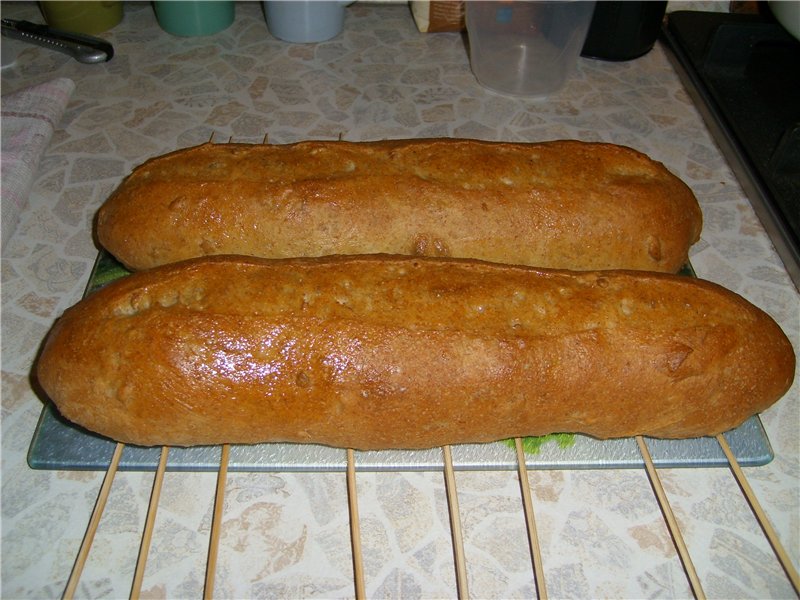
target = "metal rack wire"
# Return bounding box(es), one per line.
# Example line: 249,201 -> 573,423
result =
60,431 -> 799,600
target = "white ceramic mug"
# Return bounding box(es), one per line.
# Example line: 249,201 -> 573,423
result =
264,0 -> 351,43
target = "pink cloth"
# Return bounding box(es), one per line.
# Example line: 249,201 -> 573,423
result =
1,77 -> 75,251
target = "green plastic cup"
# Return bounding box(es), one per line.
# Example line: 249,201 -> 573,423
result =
153,1 -> 235,37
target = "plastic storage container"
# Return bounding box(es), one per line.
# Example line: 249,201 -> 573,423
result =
466,1 -> 596,97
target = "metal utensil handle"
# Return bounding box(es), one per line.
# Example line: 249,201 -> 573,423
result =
1,19 -> 113,64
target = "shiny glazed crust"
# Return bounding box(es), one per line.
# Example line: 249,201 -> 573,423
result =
36,255 -> 795,449
96,139 -> 702,272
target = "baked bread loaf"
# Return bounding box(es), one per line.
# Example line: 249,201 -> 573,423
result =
96,139 -> 702,272
36,255 -> 794,449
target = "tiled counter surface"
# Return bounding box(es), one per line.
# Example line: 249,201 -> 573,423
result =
2,2 -> 797,598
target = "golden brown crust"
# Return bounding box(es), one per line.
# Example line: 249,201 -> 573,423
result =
36,255 -> 794,449
96,139 -> 702,272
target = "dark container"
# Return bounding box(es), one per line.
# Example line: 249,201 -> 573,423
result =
581,1 -> 668,61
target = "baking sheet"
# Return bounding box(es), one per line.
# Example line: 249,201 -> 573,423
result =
28,253 -> 774,472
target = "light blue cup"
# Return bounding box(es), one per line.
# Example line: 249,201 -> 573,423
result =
264,1 -> 351,43
154,1 -> 235,37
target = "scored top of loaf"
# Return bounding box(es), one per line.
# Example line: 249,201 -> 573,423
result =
96,138 -> 703,272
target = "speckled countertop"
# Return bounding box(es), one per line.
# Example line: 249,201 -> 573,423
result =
1,1 -> 798,598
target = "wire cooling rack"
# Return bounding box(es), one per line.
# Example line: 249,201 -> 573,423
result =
58,433 -> 798,599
